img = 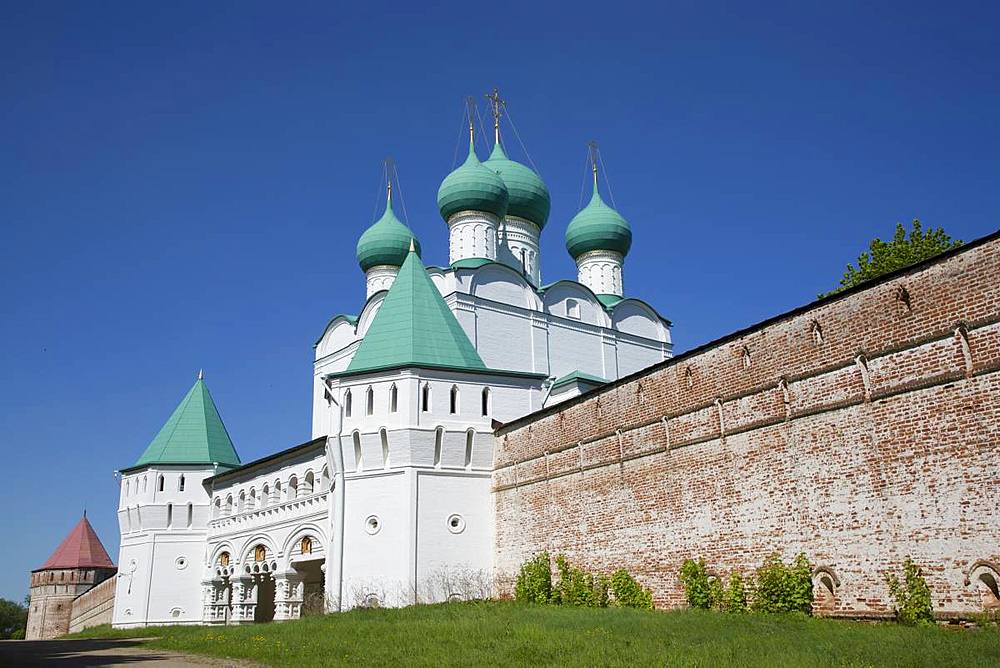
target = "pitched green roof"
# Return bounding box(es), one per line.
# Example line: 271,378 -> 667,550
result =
133,376 -> 241,468
552,370 -> 607,389
346,246 -> 487,374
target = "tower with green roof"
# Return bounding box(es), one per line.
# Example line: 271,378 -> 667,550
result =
356,181 -> 421,298
565,144 -> 632,297
436,114 -> 509,266
483,88 -> 551,286
114,371 -> 241,629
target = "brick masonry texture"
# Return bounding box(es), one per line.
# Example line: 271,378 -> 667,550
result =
493,232 -> 1000,617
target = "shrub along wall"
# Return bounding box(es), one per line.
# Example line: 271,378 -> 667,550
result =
493,232 -> 1000,618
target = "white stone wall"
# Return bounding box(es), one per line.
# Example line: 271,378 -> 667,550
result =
576,249 -> 624,297
499,216 -> 541,286
365,265 -> 398,298
448,211 -> 500,263
113,465 -> 215,628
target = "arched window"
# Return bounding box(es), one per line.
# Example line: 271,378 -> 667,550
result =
125,479 -> 130,497
481,388 -> 491,417
741,346 -> 752,370
142,475 -> 147,493
465,430 -> 474,469
166,503 -> 173,528
158,475 -> 165,492
450,386 -> 459,414
389,384 -> 398,413
304,471 -> 315,495
422,384 -> 431,412
186,503 -> 193,528
301,537 -> 313,554
353,431 -> 363,472
380,428 -> 390,469
178,475 -> 185,492
254,545 -> 266,562
366,386 -> 374,415
321,467 -> 329,491
238,491 -> 246,514
288,476 -> 298,500
434,427 -> 443,468
248,488 -> 256,510
225,495 -> 233,516
260,485 -> 269,508
219,551 -> 230,568
345,390 -> 353,417
810,320 -> 824,345
213,498 -> 221,519
274,481 -> 281,503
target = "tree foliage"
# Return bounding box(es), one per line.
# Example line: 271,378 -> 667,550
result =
823,220 -> 962,297
0,597 -> 28,639
609,569 -> 654,609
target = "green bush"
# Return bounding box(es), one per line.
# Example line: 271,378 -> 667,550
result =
554,555 -> 604,607
884,558 -> 933,626
515,552 -> 553,604
720,572 -> 748,613
679,559 -> 714,610
751,553 -> 813,614
610,569 -> 653,609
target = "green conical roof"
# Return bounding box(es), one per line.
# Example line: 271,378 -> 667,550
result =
484,142 -> 550,228
565,178 -> 632,258
346,246 -> 487,373
356,189 -> 421,271
437,135 -> 508,222
133,376 -> 241,468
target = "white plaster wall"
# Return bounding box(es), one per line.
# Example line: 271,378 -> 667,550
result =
113,465 -> 215,628
448,212 -> 500,263
415,471 -> 493,602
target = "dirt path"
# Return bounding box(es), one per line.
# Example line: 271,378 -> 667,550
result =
0,638 -> 256,667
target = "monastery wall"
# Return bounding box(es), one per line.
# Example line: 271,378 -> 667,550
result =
493,232 -> 1000,617
69,576 -> 117,634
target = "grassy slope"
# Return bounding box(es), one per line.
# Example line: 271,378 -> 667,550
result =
67,601 -> 1000,667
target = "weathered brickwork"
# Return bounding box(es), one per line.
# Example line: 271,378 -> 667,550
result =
68,576 -> 117,634
494,232 -> 1000,617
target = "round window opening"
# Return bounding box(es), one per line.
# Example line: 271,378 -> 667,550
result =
447,514 -> 466,534
175,556 -> 188,570
365,515 -> 381,535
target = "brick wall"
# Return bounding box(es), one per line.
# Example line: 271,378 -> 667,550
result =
69,576 -> 117,634
493,232 -> 1000,617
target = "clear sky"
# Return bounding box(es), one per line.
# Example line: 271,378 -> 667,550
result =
1,1 -> 998,601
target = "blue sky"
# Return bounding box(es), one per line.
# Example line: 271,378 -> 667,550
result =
1,1 -> 998,601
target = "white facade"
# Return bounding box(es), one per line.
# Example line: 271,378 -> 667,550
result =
112,128 -> 672,627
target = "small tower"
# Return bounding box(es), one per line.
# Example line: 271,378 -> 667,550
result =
113,372 -> 241,628
437,100 -> 509,265
483,88 -> 550,286
356,173 -> 421,298
565,143 -> 632,297
26,514 -> 117,639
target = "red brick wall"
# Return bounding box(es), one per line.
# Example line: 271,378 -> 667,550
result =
493,233 -> 1000,617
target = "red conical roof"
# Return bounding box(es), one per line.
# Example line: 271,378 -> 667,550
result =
36,515 -> 115,571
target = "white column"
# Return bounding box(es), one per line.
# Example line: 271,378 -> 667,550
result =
576,250 -> 624,297
500,216 -> 541,286
365,265 -> 399,298
448,211 -> 500,264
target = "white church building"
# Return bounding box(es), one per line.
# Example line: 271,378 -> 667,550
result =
111,101 -> 672,626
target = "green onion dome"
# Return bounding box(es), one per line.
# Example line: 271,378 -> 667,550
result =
483,142 -> 550,228
356,191 -> 421,271
565,181 -> 632,259
437,137 -> 509,222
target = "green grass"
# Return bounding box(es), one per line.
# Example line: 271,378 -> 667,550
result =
66,601 -> 1000,667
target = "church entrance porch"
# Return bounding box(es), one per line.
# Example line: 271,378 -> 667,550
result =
294,559 -> 325,616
